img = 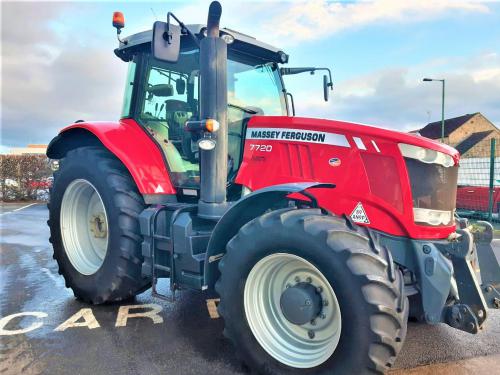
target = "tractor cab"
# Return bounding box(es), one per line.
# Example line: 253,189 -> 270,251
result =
115,26 -> 289,194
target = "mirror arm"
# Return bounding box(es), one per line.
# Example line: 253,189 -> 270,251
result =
281,67 -> 333,90
320,67 -> 334,90
311,68 -> 334,90
167,12 -> 200,48
281,67 -> 316,75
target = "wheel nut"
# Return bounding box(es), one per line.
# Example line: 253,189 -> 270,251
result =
320,313 -> 326,319
478,310 -> 484,319
316,286 -> 323,293
323,300 -> 329,306
294,276 -> 300,283
305,299 -> 311,306
285,284 -> 291,289
310,319 -> 316,326
306,277 -> 312,283
308,330 -> 315,339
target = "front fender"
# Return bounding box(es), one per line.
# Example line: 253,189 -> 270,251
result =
203,182 -> 335,289
46,119 -> 175,195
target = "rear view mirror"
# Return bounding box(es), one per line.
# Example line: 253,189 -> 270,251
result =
323,75 -> 330,102
147,84 -> 174,97
152,21 -> 181,63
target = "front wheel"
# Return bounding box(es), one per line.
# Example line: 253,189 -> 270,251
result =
216,208 -> 408,374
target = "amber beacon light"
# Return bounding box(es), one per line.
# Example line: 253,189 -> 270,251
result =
112,11 -> 125,30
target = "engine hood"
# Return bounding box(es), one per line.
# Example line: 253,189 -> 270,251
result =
248,116 -> 460,165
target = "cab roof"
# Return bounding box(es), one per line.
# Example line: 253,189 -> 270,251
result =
114,24 -> 288,64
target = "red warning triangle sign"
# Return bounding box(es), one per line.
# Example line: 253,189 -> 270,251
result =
350,202 -> 370,224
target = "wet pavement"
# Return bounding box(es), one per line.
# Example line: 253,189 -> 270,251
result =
1,204 -> 499,375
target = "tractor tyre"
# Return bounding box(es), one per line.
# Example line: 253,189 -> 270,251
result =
47,146 -> 150,304
216,208 -> 408,374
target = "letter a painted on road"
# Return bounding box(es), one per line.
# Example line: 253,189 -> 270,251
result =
54,308 -> 101,331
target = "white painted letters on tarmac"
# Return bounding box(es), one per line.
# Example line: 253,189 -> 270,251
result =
0,312 -> 48,335
206,298 -> 220,319
0,300 -> 221,335
54,308 -> 101,331
115,303 -> 164,327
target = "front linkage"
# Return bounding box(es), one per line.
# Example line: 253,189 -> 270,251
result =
381,219 -> 500,334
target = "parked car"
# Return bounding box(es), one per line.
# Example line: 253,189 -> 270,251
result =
456,185 -> 500,213
28,178 -> 53,190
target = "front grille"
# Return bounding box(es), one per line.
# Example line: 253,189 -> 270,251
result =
404,158 -> 458,226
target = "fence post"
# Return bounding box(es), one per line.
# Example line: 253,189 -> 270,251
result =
488,138 -> 496,222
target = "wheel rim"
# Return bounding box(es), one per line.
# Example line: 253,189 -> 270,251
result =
60,179 -> 109,275
244,253 -> 341,369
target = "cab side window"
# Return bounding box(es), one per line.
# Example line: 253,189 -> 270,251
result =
139,63 -> 200,188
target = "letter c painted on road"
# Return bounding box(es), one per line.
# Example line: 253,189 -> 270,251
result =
0,312 -> 48,335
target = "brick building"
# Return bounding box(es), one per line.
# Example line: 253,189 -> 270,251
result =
413,113 -> 499,158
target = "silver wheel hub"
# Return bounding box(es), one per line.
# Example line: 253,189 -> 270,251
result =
244,253 -> 341,369
89,213 -> 107,238
280,282 -> 322,325
60,179 -> 109,275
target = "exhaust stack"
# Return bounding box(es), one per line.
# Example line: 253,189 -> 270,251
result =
198,1 -> 229,219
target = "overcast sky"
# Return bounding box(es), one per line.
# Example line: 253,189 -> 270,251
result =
1,0 -> 499,152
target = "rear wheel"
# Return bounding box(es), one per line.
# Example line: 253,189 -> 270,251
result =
216,208 -> 408,374
48,146 -> 150,303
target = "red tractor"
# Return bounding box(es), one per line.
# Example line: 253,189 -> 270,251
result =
46,2 -> 499,374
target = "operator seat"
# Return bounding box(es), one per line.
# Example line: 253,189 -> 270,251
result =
165,100 -> 192,142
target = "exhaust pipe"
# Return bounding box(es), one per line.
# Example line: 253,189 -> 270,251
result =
198,1 -> 229,219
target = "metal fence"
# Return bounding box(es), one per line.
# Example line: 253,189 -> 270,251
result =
456,138 -> 500,222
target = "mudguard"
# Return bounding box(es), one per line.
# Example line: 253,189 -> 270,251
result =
46,119 -> 175,196
202,182 -> 335,289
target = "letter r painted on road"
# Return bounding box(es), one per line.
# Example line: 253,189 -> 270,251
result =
115,304 -> 163,327
0,312 -> 48,335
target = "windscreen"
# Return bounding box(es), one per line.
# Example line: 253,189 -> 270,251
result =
227,62 -> 286,116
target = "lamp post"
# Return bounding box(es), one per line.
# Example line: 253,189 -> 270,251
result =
423,78 -> 445,143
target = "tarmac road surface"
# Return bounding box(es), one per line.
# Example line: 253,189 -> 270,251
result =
1,203 -> 499,375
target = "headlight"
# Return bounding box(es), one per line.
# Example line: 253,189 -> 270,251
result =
278,51 -> 289,64
198,138 -> 216,151
399,143 -> 454,167
413,207 -> 453,226
221,33 -> 234,44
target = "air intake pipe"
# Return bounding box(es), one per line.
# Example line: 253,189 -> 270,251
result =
198,1 -> 229,219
